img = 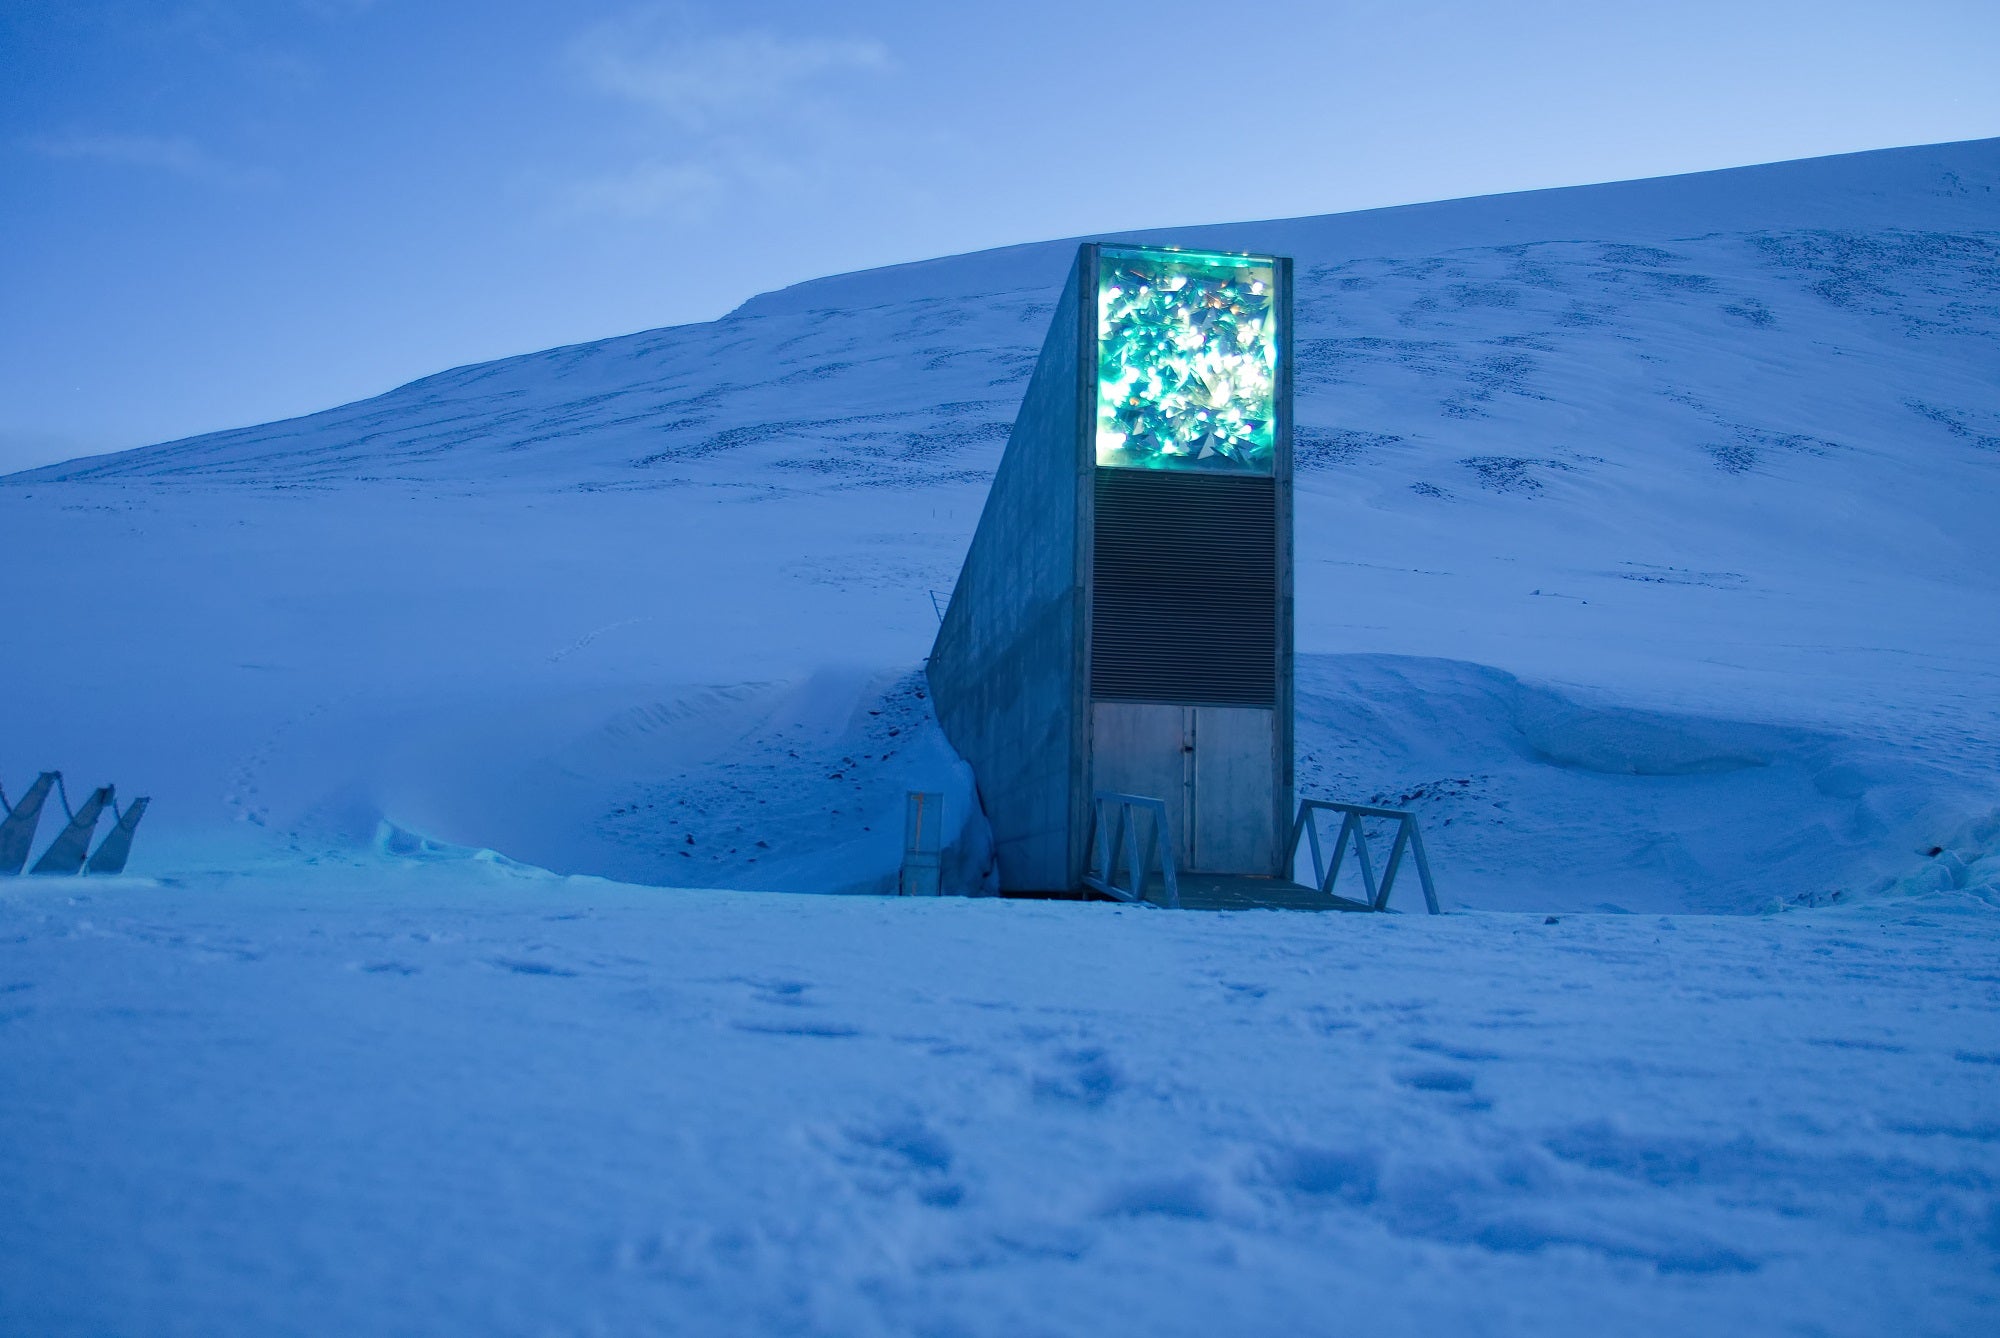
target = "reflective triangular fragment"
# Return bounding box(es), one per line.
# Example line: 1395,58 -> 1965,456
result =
1,773 -> 59,876
86,797 -> 149,875
31,785 -> 112,876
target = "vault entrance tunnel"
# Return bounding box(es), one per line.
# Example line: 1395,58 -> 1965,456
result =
928,242 -> 1294,894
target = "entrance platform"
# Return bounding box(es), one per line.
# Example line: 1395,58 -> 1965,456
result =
1144,873 -> 1379,913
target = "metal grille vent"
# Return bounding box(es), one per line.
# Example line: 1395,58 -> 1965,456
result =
1090,469 -> 1277,706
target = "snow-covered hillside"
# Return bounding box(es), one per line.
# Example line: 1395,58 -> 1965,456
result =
5,138 -> 1997,909
5,138 -> 2000,1338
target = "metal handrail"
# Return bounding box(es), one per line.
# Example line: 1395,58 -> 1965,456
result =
1083,791 -> 1181,909
1287,799 -> 1440,914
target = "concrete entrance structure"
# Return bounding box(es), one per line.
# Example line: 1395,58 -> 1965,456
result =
927,242 -> 1294,895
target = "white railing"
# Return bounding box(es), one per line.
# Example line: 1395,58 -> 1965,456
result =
1287,800 -> 1440,914
1083,791 -> 1181,909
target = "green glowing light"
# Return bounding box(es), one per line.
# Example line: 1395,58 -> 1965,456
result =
1094,247 -> 1277,472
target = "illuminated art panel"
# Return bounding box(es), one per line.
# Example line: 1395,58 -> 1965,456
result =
1095,246 -> 1278,472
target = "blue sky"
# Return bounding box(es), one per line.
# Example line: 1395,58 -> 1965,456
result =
3,0 -> 1997,473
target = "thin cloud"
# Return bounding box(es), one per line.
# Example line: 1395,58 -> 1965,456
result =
551,7 -> 901,225
555,142 -> 846,226
567,9 -> 890,132
22,131 -> 258,186
564,159 -> 730,223
298,0 -> 386,15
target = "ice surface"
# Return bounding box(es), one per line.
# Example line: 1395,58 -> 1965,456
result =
2,139 -> 1998,1332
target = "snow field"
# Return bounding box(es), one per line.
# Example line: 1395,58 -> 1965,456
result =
0,471 -> 1991,913
5,143 -> 1998,906
2,139 -> 1999,1334
2,865 -> 1996,1336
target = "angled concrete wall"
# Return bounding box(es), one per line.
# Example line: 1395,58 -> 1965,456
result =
930,242 -> 1295,895
926,255 -> 1092,893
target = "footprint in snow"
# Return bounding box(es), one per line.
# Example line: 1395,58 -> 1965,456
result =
731,1019 -> 861,1038
730,976 -> 812,1006
1398,1067 -> 1479,1094
1032,1047 -> 1124,1108
1409,1038 -> 1499,1063
1095,1172 -> 1221,1221
1261,1144 -> 1380,1206
490,957 -> 579,978
830,1117 -> 964,1207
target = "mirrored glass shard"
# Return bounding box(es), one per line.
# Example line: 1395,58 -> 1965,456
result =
1095,247 -> 1278,473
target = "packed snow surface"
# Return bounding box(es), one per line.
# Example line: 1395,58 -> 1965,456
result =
4,867 -> 1999,1336
3,140 -> 1999,1332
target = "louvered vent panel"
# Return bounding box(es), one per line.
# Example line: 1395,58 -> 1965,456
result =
1090,469 -> 1277,706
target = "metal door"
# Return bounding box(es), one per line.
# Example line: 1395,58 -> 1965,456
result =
1190,706 -> 1276,873
1090,702 -> 1193,869
1091,703 -> 1276,874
